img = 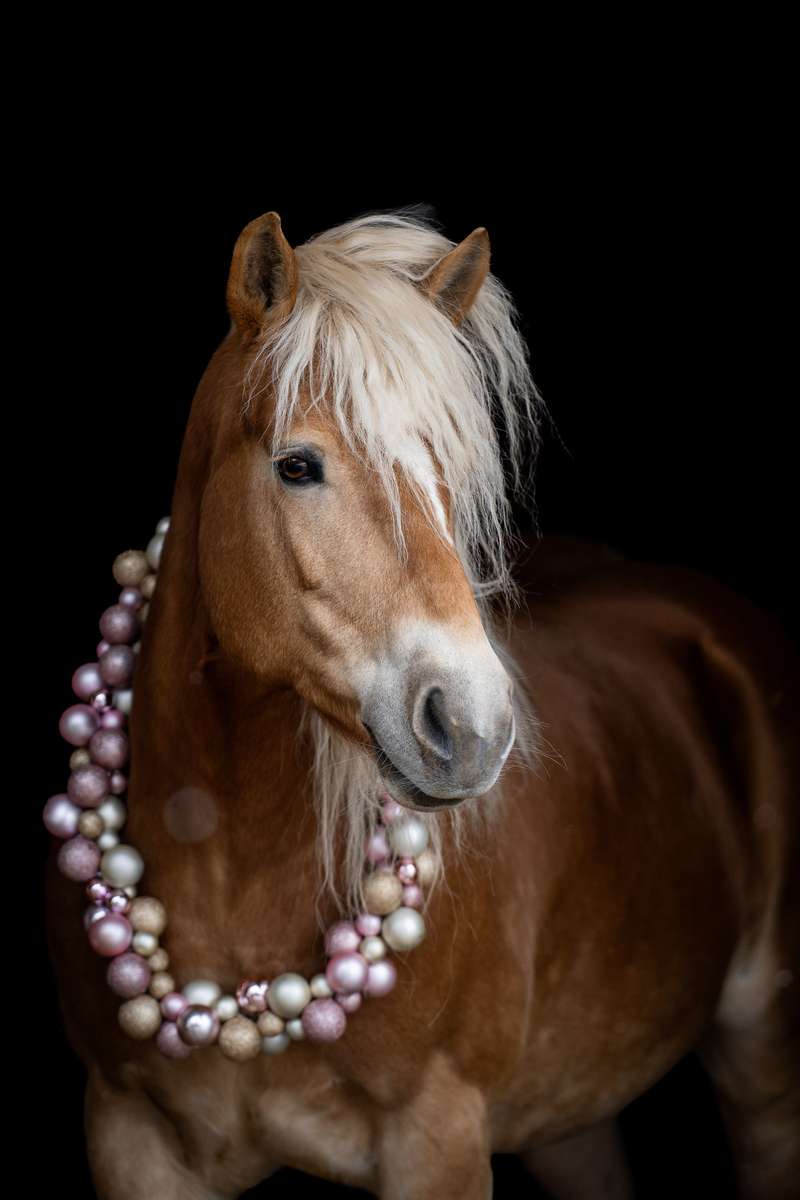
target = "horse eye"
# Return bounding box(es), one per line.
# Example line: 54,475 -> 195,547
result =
275,455 -> 323,485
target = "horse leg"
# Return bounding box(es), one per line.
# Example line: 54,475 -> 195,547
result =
699,932 -> 800,1199
376,1052 -> 493,1199
520,1118 -> 634,1199
85,1068 -> 230,1200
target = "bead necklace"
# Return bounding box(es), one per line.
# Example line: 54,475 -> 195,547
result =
43,517 -> 432,1062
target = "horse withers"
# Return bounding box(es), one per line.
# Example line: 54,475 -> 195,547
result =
45,209 -> 799,1198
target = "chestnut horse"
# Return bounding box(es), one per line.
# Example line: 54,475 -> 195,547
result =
45,209 -> 799,1199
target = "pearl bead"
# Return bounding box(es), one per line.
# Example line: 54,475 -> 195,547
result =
178,1005 -> 220,1047
100,708 -> 126,731
68,764 -> 109,808
78,811 -> 104,839
363,869 -> 403,916
43,794 -> 81,839
101,843 -> 144,888
355,913 -> 383,937
148,948 -> 169,972
88,913 -> 133,957
359,936 -> 387,962
324,921 -> 361,956
310,974 -> 333,999
364,829 -> 390,864
215,995 -> 239,1022
219,1016 -> 262,1061
326,952 -> 368,995
365,959 -> 398,997
113,550 -> 149,587
301,998 -> 347,1043
59,704 -> 99,747
146,533 -> 165,569
97,797 -> 126,831
336,991 -> 362,1014
262,1032 -> 290,1055
414,847 -> 437,887
129,897 -> 167,936
72,663 -> 104,701
140,573 -> 157,599
268,973 -> 311,1019
402,884 -> 424,908
257,1011 -> 285,1037
69,748 -> 91,770
107,953 -> 151,998
382,907 -> 426,953
58,835 -> 101,881
160,992 -> 189,1021
149,972 -> 175,1000
156,517 -> 170,535
286,1018 -> 305,1041
388,815 -> 429,858
157,1021 -> 192,1058
112,689 -> 133,715
109,771 -> 127,795
132,931 -> 158,957
119,586 -> 144,611
183,980 -> 221,1007
118,994 -> 161,1039
98,831 -> 120,851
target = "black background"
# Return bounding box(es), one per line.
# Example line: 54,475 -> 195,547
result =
30,98 -> 792,1199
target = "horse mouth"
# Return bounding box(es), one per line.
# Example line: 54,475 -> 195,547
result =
362,724 -> 464,811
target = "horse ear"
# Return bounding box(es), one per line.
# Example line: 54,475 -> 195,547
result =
417,226 -> 491,326
226,211 -> 298,341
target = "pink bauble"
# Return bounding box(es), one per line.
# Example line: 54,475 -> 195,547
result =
107,952 -> 151,998
365,959 -> 397,997
402,884 -> 423,908
301,998 -> 347,1043
364,829 -> 390,865
355,913 -> 382,937
88,913 -> 133,957
157,1021 -> 193,1059
335,991 -> 362,1014
160,992 -> 190,1022
381,797 -> 403,824
324,921 -> 361,957
57,835 -> 101,881
43,794 -> 80,839
325,952 -> 368,995
59,704 -> 99,747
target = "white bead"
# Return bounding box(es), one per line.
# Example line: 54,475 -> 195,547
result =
132,931 -> 158,957
360,936 -> 387,962
156,517 -> 170,535
97,797 -> 126,832
215,995 -> 239,1021
124,886 -> 138,898
101,844 -> 144,888
146,533 -> 165,570
310,973 -> 333,998
262,1032 -> 290,1055
382,906 -> 426,952
183,979 -> 222,1007
98,831 -> 120,851
112,689 -> 133,715
388,815 -> 429,858
286,1018 -> 305,1041
268,973 -> 311,1019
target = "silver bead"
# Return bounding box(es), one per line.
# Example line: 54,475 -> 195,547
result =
360,935 -> 387,962
286,1018 -> 305,1041
310,973 -> 333,999
382,906 -> 426,952
267,973 -> 311,1019
262,1032 -> 290,1055
97,797 -> 126,831
101,843 -> 144,888
388,815 -> 429,858
183,979 -> 222,1007
146,533 -> 165,570
216,995 -> 239,1022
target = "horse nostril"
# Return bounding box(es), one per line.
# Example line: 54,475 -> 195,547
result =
420,687 -> 453,762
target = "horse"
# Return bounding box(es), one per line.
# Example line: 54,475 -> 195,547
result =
44,208 -> 799,1199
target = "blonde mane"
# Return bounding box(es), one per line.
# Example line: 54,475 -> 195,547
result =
241,205 -> 546,916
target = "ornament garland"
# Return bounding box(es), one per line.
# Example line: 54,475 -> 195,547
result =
43,517 -> 433,1061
